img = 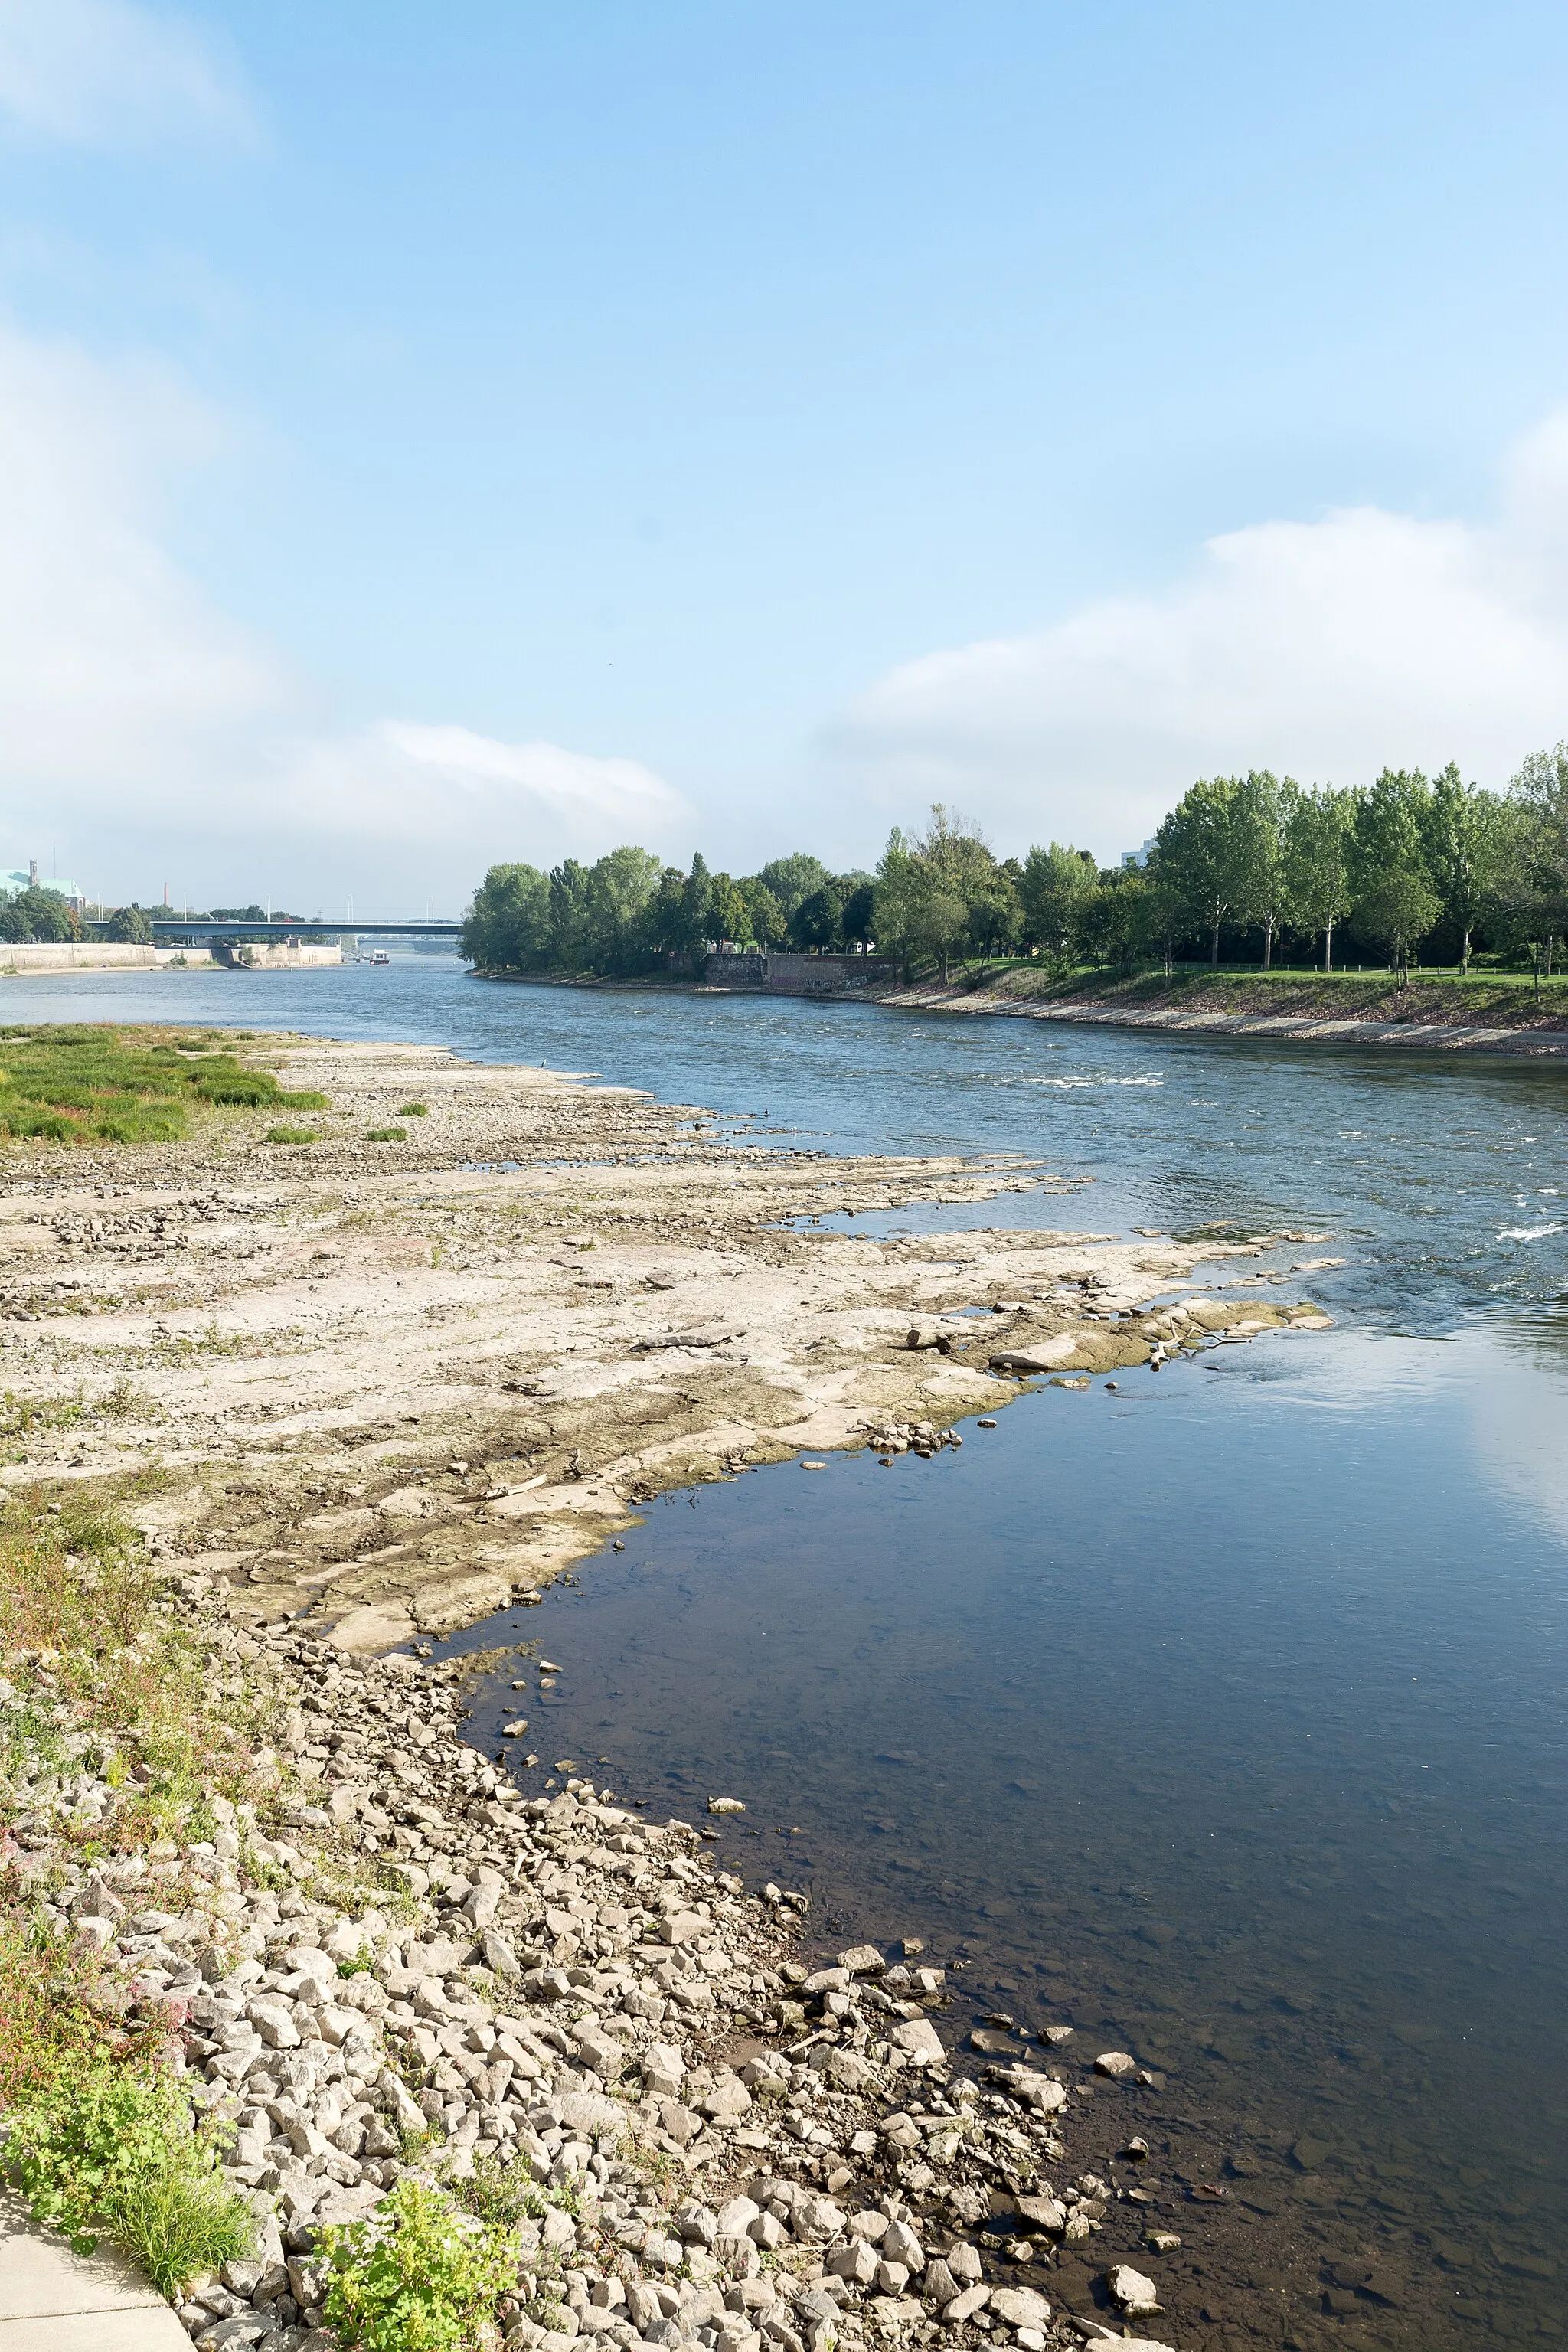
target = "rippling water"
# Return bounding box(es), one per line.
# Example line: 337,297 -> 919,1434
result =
10,956 -> 1568,2347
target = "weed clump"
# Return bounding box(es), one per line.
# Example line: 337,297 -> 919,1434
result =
265,1125 -> 318,1145
398,1102 -> 429,1116
5,2058 -> 252,2296
367,1126 -> 407,1143
319,2176 -> 518,2352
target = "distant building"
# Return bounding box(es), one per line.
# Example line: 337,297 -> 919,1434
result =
1,861 -> 83,909
1121,838 -> 1156,870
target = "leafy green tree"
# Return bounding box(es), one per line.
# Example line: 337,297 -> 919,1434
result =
789,881 -> 845,952
1231,770 -> 1289,967
103,904 -> 154,944
1422,764 -> 1505,969
1503,743 -> 1568,976
965,858 -> 1022,966
840,878 -> 877,949
642,866 -> 691,954
5,887 -> 80,942
1351,769 -> 1439,985
1018,842 -> 1097,969
754,853 -> 831,920
1153,777 -> 1246,965
1282,786 -> 1355,970
740,880 -> 788,949
459,864 -> 550,969
707,872 -> 750,947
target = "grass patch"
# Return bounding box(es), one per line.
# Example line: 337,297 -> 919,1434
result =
0,1486 -> 273,1840
265,1125 -> 318,1145
367,1126 -> 407,1143
320,2177 -> 518,2352
0,1025 -> 327,1144
397,1102 -> 429,1116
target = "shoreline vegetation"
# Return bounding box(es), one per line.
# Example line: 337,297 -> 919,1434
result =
0,1027 -> 1347,2348
460,750 -> 1568,1011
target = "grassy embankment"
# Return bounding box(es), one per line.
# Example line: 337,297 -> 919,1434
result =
890,962 -> 1568,1025
0,1026 -> 328,1145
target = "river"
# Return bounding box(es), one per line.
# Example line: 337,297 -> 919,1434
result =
7,952 -> 1567,2350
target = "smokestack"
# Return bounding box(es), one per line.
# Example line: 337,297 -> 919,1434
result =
28,861 -> 37,887
163,883 -> 170,907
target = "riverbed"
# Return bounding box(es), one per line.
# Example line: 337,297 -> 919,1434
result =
5,953 -> 1566,2349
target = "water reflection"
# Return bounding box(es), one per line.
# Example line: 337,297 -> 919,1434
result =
439,1320 -> 1568,2350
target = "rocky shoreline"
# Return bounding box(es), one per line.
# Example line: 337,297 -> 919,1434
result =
15,1588 -> 1190,2352
0,1028 -> 1351,2350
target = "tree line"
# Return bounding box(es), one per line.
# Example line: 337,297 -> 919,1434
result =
463,737 -> 1568,989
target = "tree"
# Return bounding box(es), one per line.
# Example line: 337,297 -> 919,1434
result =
1282,786 -> 1355,971
740,880 -> 788,949
1422,764 -> 1504,969
754,854 -> 831,921
1504,744 -> 1568,977
1018,843 -> 1097,972
965,860 -> 1021,968
459,864 -> 550,969
7,887 -> 79,942
1350,770 -> 1439,985
840,878 -> 877,950
103,903 -> 154,944
1153,777 -> 1246,965
789,882 -> 845,952
707,872 -> 750,949
1230,770 -> 1289,967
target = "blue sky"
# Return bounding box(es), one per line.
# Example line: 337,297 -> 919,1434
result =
3,0 -> 1568,909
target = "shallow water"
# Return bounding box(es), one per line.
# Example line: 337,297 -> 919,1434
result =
8,957 -> 1568,2344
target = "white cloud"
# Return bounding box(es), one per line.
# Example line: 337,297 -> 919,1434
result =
838,422 -> 1568,858
0,0 -> 258,150
0,320 -> 689,908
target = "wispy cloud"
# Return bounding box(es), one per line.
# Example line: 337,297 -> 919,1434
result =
0,317 -> 690,906
0,0 -> 260,152
837,418 -> 1568,856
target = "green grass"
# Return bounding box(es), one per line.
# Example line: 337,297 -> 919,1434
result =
367,1125 -> 407,1142
265,1125 -> 318,1145
0,1025 -> 328,1144
398,1101 -> 430,1116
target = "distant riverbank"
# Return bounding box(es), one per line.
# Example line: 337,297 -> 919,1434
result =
477,959 -> 1568,1057
871,968 -> 1568,1056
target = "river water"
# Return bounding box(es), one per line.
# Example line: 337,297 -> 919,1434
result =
8,955 -> 1568,2350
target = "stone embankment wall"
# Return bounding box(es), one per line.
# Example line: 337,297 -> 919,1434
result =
0,941 -> 342,975
701,952 -> 900,993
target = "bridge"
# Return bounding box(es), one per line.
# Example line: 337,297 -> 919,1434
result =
150,917 -> 462,946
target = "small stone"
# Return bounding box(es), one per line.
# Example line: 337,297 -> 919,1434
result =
890,2017 -> 945,2066
707,1797 -> 746,1814
1108,2264 -> 1160,2313
1094,2050 -> 1138,2079
835,1943 -> 884,1975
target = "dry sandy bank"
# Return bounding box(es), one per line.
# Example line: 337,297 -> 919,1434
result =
0,1035 -> 1331,1651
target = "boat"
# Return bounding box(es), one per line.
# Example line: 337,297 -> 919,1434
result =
370,949 -> 390,966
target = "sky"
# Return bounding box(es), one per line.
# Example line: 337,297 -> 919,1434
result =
4,1 -> 1568,912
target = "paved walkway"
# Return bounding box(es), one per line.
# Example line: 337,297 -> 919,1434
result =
0,2188 -> 188,2348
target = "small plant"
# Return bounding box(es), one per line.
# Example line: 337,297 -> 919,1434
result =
367,1126 -> 407,1142
4,2057 -> 252,2295
457,2148 -> 548,2229
398,1102 -> 429,1116
320,2176 -> 518,2352
265,1125 -> 318,1145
